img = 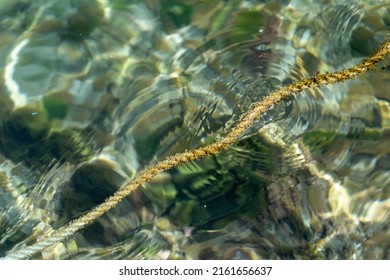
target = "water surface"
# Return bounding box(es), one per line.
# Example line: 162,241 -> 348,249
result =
0,0 -> 389,259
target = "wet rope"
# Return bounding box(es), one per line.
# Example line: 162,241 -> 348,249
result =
3,38 -> 390,260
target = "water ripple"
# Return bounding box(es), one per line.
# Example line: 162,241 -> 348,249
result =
0,0 -> 389,259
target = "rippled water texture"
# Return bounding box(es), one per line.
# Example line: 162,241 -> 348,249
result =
0,0 -> 389,259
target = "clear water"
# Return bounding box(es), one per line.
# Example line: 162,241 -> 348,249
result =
0,0 -> 389,259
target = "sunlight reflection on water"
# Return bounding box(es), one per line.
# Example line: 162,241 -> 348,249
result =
0,0 -> 389,259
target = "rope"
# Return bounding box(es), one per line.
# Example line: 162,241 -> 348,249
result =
3,38 -> 390,260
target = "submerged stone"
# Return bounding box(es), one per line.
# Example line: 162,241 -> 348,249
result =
2,105 -> 49,144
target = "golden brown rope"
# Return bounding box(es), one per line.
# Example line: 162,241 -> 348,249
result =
3,38 -> 390,260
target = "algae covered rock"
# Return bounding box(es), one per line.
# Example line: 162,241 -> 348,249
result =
0,104 -> 96,168
2,105 -> 50,144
